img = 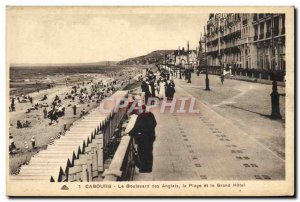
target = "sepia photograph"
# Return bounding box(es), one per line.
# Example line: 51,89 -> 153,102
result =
6,6 -> 294,196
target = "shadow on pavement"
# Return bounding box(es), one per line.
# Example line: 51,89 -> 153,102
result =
224,104 -> 285,123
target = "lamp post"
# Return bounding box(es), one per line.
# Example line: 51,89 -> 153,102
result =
270,14 -> 282,119
179,65 -> 182,79
164,54 -> 167,71
204,26 -> 210,91
173,52 -> 177,78
216,13 -> 224,84
176,47 -> 182,79
187,41 -> 192,83
187,68 -> 192,83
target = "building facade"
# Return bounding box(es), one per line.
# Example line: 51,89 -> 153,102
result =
253,14 -> 286,71
205,13 -> 285,71
168,42 -> 198,68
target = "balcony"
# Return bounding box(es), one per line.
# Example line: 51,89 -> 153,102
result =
207,46 -> 218,53
220,43 -> 226,50
236,37 -> 253,46
259,33 -> 264,40
236,38 -> 246,46
225,42 -> 235,49
266,32 -> 271,38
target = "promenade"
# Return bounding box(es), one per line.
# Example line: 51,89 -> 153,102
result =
134,75 -> 285,181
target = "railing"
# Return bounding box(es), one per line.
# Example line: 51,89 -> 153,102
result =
199,66 -> 221,75
231,68 -> 285,82
236,37 -> 253,46
103,136 -> 135,181
225,41 -> 235,49
103,114 -> 138,181
207,45 -> 218,53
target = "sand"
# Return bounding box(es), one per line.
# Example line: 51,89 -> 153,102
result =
8,65 -> 155,174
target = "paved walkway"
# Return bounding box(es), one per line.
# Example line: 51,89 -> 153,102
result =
134,77 -> 285,181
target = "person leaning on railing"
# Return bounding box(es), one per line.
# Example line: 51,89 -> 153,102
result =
129,106 -> 157,173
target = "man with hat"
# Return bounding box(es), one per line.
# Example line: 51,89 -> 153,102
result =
129,105 -> 157,173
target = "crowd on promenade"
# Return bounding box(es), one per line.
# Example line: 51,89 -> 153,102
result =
128,67 -> 177,174
140,68 -> 176,104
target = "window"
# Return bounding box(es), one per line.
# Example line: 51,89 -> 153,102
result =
266,20 -> 271,38
254,25 -> 258,35
260,55 -> 264,69
281,15 -> 285,34
254,25 -> 259,40
249,58 -> 251,68
259,14 -> 264,19
279,54 -> 285,71
265,54 -> 270,70
259,23 -> 264,39
274,16 -> 279,36
253,14 -> 258,21
260,23 -> 264,34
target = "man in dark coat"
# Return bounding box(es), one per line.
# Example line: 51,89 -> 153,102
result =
129,109 -> 157,173
141,81 -> 151,105
147,73 -> 156,97
166,72 -> 170,80
166,80 -> 176,100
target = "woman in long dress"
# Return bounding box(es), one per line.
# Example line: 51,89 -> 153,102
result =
158,79 -> 166,99
170,71 -> 174,80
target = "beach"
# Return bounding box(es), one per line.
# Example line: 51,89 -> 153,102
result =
8,64 -> 152,174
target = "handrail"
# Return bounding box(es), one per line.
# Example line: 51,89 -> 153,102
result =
103,136 -> 132,181
103,114 -> 138,181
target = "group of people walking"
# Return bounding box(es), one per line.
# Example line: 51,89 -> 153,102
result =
157,78 -> 175,100
141,69 -> 176,104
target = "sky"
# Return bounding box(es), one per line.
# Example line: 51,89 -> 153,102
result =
7,7 -> 208,64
